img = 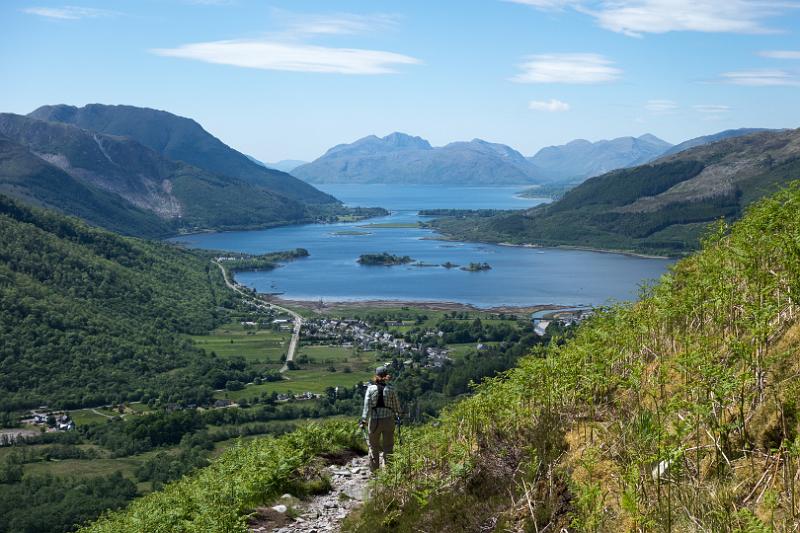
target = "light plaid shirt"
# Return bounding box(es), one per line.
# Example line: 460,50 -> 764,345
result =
361,383 -> 402,420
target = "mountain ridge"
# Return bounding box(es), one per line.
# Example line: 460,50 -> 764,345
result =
293,132 -> 542,185
528,133 -> 673,182
28,103 -> 337,205
0,113 -> 314,236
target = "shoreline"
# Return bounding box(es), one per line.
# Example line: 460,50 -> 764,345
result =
421,232 -> 673,260
256,293 -> 568,315
494,241 -> 673,260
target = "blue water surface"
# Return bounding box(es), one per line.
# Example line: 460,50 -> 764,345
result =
172,185 -> 673,308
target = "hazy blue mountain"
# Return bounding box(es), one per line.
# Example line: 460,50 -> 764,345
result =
293,132 -> 542,185
0,113 -> 312,236
528,134 -> 673,182
28,104 -> 336,204
265,159 -> 308,172
660,128 -> 773,157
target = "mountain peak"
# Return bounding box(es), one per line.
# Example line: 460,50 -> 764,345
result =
381,132 -> 432,150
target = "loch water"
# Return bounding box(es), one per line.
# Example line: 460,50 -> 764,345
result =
172,185 -> 673,308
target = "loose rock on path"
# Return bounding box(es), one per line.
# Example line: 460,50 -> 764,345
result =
249,455 -> 371,533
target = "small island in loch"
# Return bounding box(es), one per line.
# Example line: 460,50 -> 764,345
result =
357,252 -> 415,266
461,262 -> 492,272
441,261 -> 459,269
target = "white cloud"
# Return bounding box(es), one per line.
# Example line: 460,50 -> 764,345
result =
21,5 -> 118,19
512,53 -> 621,84
693,104 -> 730,113
760,50 -> 800,59
529,99 -> 571,111
505,0 -> 798,37
720,69 -> 800,86
645,99 -> 678,113
151,40 -> 420,74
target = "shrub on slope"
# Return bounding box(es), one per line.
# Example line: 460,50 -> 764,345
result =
349,183 -> 800,532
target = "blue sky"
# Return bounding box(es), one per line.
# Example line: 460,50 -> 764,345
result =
2,0 -> 799,162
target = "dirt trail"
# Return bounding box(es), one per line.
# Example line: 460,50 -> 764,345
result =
249,455 -> 371,533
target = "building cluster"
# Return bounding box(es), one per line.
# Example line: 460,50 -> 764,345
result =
22,410 -> 75,431
303,318 -> 453,369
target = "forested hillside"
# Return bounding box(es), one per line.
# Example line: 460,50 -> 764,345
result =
431,128 -> 800,255
0,194 -> 245,410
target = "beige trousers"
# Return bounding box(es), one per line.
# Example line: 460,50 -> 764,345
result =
368,417 -> 395,471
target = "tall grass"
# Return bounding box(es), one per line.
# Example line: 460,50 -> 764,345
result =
349,183 -> 800,532
81,421 -> 362,533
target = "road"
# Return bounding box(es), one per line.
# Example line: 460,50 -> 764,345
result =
213,260 -> 303,373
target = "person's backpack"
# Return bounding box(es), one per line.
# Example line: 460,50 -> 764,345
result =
374,383 -> 386,410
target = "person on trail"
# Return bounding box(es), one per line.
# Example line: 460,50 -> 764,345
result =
360,366 -> 402,472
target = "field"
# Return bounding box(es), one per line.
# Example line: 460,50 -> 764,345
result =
190,321 -> 291,367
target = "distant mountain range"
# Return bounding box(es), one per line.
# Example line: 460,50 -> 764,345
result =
292,129 -> 772,186
292,132 -> 543,185
0,105 -> 344,237
528,134 -> 673,182
429,128 -> 800,255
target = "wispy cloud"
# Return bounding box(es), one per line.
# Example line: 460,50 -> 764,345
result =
512,53 -> 621,83
151,11 -> 418,75
529,98 -> 570,111
645,99 -> 679,113
503,0 -> 576,9
274,12 -> 401,39
505,0 -> 798,37
693,104 -> 731,113
151,40 -> 420,74
720,69 -> 800,86
21,5 -> 119,20
760,50 -> 800,59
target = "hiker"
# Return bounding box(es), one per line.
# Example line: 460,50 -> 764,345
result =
360,366 -> 402,472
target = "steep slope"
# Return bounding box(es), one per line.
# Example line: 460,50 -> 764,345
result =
0,113 -> 312,235
660,127 -> 772,157
431,128 -> 800,255
349,182 -> 800,532
528,133 -> 672,182
292,132 -> 542,185
0,136 -> 172,237
28,104 -> 336,204
0,194 -> 246,411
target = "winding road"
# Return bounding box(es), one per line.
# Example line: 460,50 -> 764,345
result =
214,260 -> 303,373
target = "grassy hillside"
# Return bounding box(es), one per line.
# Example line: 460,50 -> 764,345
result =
0,194 -> 246,410
431,129 -> 800,255
349,183 -> 800,532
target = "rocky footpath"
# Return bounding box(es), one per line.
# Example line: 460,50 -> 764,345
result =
249,455 -> 371,533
